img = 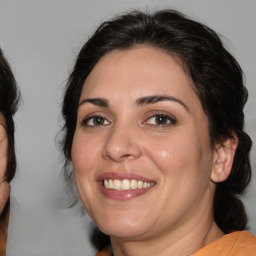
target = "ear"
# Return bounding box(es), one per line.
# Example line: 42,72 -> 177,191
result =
0,116 -> 10,214
211,134 -> 238,183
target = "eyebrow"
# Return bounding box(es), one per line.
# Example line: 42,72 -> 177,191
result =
79,95 -> 189,112
136,95 -> 189,112
79,98 -> 109,107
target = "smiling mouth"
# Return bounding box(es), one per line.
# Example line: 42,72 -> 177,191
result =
103,179 -> 155,191
97,172 -> 155,200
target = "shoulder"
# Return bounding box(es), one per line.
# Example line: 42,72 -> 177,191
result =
232,231 -> 256,254
193,231 -> 256,256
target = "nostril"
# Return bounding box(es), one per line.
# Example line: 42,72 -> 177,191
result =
121,154 -> 132,158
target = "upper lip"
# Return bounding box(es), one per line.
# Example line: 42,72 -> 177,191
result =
97,172 -> 155,183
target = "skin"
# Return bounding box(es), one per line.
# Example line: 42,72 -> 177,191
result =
71,46 -> 237,256
0,114 -> 9,214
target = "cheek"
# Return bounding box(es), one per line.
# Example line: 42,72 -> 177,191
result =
71,132 -> 100,216
71,132 -> 101,175
0,182 -> 10,213
145,130 -> 213,190
146,134 -> 202,174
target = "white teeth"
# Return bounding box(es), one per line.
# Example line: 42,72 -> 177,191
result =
122,179 -> 130,190
138,181 -> 143,189
131,179 -> 137,189
113,179 -> 122,190
103,179 -> 154,190
104,180 -> 109,188
109,179 -> 114,189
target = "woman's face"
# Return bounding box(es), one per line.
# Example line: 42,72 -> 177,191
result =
0,115 -> 9,214
72,46 -> 217,240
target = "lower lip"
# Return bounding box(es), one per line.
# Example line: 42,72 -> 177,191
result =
97,182 -> 154,200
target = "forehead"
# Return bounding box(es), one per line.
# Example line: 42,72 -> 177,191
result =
80,46 -> 201,109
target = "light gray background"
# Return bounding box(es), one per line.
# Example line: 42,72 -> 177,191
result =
0,0 -> 255,255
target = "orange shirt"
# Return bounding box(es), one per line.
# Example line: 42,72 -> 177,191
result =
96,245 -> 112,256
193,231 -> 256,256
0,227 -> 7,256
96,231 -> 256,256
0,216 -> 8,256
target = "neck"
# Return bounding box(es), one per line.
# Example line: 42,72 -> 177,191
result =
110,215 -> 224,256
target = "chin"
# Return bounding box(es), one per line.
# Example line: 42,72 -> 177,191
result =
94,212 -> 151,239
99,225 -> 149,239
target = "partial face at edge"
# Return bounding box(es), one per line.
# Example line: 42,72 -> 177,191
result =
0,114 -> 9,214
71,46 -> 222,239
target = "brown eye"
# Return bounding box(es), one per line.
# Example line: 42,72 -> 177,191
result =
93,116 -> 105,125
145,114 -> 176,126
82,115 -> 110,127
155,115 -> 169,125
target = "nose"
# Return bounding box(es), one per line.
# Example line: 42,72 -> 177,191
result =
102,124 -> 142,162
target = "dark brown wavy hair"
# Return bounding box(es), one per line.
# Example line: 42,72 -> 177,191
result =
60,10 -> 252,243
0,48 -> 20,225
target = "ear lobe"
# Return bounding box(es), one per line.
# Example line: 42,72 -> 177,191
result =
211,134 -> 238,183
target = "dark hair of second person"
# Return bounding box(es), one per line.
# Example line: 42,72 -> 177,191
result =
0,48 -> 20,253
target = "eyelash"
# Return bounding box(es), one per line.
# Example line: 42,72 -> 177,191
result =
80,112 -> 177,128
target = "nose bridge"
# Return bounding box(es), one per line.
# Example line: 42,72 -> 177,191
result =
102,120 -> 141,161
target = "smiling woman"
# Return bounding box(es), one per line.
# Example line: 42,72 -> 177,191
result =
0,48 -> 19,255
60,10 -> 256,256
